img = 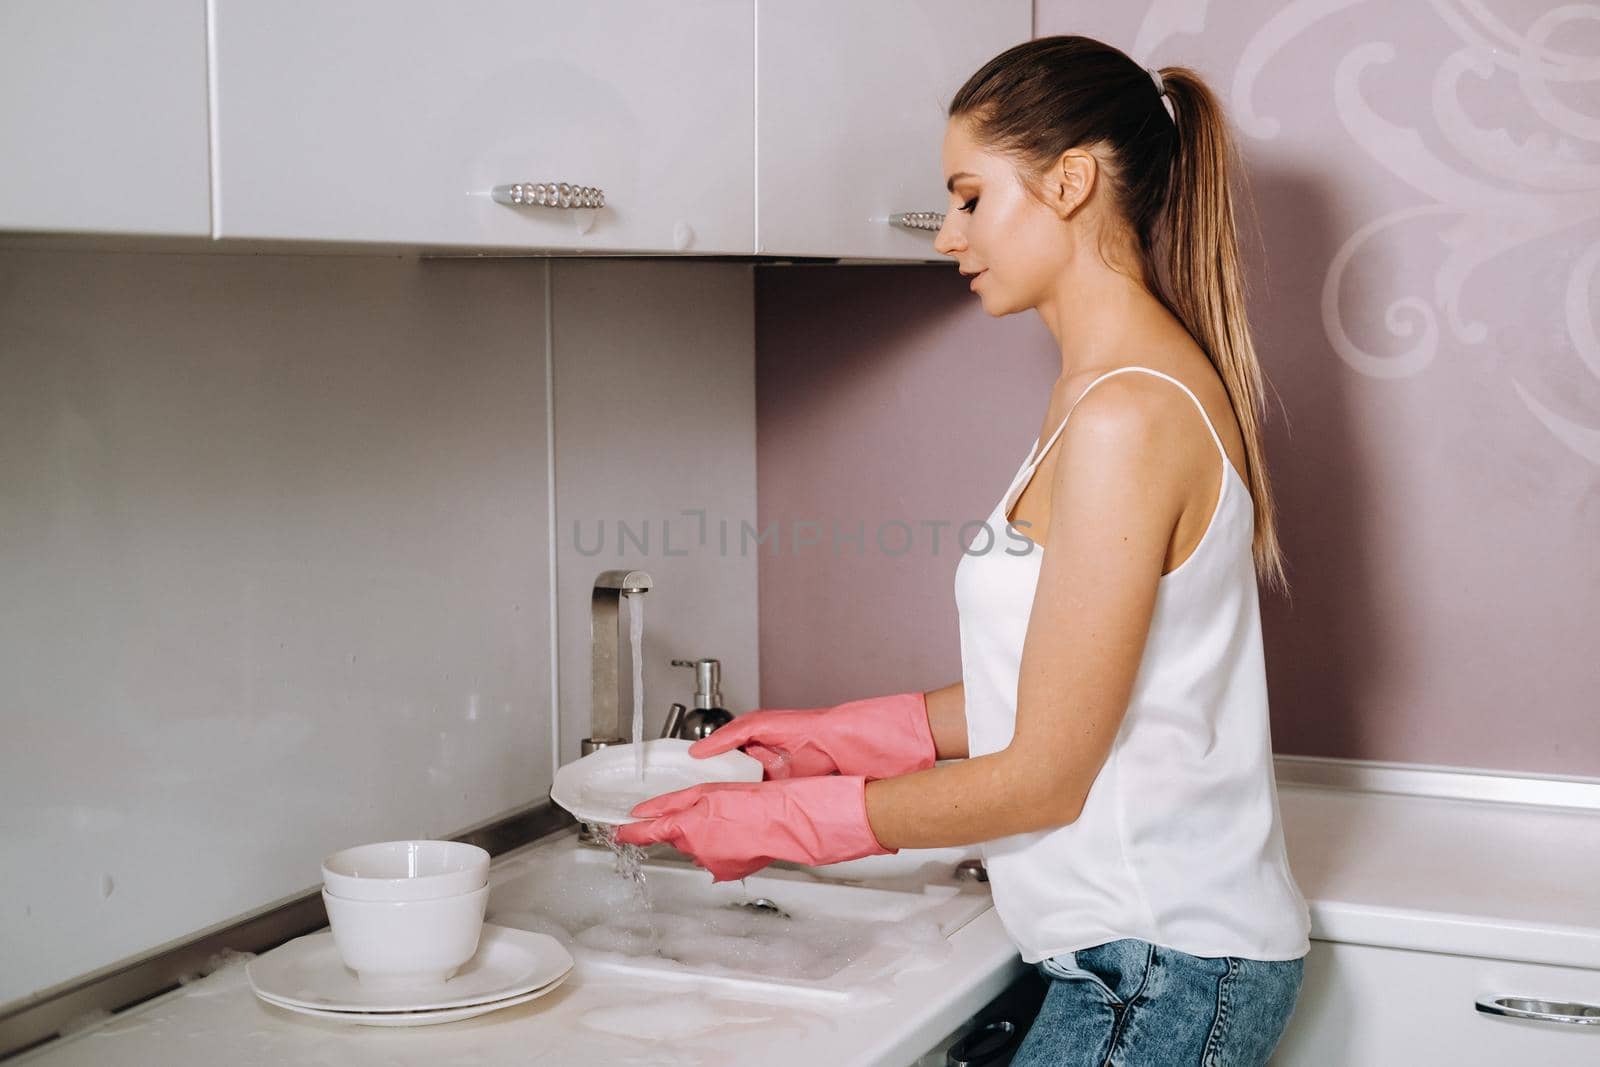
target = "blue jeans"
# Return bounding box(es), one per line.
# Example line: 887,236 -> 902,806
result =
1012,938 -> 1305,1066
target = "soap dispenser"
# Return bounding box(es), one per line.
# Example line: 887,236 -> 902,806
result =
667,658 -> 734,740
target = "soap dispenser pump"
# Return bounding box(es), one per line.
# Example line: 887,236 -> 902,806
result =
668,657 -> 734,740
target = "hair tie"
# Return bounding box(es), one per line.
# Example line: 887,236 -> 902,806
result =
1147,66 -> 1175,122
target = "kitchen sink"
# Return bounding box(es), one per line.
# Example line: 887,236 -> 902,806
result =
483,832 -> 993,1007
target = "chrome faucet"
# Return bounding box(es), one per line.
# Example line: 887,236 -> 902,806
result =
584,569 -> 652,757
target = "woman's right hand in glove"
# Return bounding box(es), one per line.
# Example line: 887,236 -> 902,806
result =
687,691 -> 937,781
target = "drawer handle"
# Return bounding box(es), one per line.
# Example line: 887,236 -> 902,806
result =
492,182 -> 606,209
888,211 -> 944,232
1475,995 -> 1600,1026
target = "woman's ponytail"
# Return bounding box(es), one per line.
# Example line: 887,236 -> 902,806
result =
1157,67 -> 1289,597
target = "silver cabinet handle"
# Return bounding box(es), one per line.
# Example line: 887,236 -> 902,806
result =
889,211 -> 944,232
492,182 -> 605,209
1475,995 -> 1600,1026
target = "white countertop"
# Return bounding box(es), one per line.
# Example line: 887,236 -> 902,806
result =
1278,783 -> 1600,970
15,834 -> 1026,1067
19,782 -> 1600,1066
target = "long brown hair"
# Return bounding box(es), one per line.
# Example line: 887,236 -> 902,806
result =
949,36 -> 1289,597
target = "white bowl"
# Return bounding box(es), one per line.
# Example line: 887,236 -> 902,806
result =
322,840 -> 489,902
550,737 -> 763,826
322,885 -> 488,988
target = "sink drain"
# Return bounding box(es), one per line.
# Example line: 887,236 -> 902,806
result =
729,897 -> 791,919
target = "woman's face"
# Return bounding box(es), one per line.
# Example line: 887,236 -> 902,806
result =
934,116 -> 1083,316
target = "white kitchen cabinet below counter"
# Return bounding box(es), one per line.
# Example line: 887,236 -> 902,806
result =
1277,938 -> 1600,1065
1270,776 -> 1600,1064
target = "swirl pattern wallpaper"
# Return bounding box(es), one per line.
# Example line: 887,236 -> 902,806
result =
756,0 -> 1599,776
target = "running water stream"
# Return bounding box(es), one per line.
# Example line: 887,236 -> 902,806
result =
584,822 -> 665,956
594,589 -> 661,950
627,589 -> 645,781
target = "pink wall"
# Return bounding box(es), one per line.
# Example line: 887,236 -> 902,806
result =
755,2 -> 1600,777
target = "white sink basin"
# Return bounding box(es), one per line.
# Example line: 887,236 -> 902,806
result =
793,844 -> 982,882
484,834 -> 992,1007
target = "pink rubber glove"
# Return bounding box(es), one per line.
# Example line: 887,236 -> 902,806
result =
687,691 -> 936,781
613,775 -> 894,882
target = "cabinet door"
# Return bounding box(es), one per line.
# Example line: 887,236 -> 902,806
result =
1274,940 -> 1600,1065
211,1 -> 753,254
756,0 -> 1030,262
0,0 -> 210,237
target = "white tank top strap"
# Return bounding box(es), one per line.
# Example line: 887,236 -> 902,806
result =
1024,365 -> 1230,478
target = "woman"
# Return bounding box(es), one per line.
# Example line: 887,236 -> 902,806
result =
618,35 -> 1312,1065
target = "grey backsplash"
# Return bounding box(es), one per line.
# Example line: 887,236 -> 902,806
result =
0,250 -> 758,1008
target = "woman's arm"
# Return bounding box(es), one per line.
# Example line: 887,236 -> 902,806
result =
922,680 -> 968,760
867,382 -> 1183,849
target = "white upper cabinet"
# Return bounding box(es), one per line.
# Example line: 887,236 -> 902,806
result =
755,0 -> 1032,262
0,0 -> 210,237
3,2 -> 1033,257
210,1 -> 755,254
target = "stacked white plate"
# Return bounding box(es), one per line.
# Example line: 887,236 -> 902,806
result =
247,924 -> 574,1027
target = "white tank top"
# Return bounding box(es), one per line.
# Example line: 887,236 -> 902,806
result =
954,366 -> 1311,963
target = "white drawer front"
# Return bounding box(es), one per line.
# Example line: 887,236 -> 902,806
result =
1274,940 -> 1600,1065
212,0 -> 754,253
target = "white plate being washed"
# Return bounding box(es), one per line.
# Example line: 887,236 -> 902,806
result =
254,970 -> 570,1027
550,737 -> 762,826
247,923 -> 573,1013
